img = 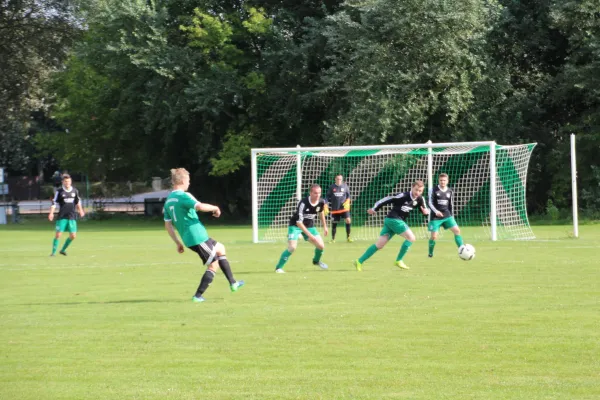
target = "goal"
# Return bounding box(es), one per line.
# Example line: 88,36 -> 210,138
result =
251,141 -> 536,243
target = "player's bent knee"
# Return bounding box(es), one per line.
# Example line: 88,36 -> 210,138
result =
215,242 -> 226,256
287,243 -> 297,253
207,262 -> 219,272
375,236 -> 388,249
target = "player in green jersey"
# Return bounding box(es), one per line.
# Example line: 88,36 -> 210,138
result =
163,168 -> 244,303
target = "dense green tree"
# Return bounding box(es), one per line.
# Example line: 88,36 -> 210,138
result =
0,0 -> 81,173
27,0 -> 600,217
481,0 -> 599,214
313,0 -> 502,145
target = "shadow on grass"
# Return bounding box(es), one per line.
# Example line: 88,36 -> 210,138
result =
238,269 -> 355,274
12,298 -> 214,306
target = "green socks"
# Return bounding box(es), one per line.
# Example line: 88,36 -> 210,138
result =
455,235 -> 464,247
313,248 -> 323,263
358,244 -> 378,264
61,238 -> 73,252
52,238 -> 59,255
396,241 -> 412,261
52,238 -> 74,255
428,239 -> 435,256
276,249 -> 292,269
429,235 -> 463,254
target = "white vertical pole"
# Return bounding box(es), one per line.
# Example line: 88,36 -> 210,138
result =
296,145 -> 302,201
251,149 -> 259,243
489,141 -> 497,241
571,134 -> 579,238
426,140 -> 433,223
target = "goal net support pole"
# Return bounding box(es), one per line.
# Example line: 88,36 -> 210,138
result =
571,134 -> 579,238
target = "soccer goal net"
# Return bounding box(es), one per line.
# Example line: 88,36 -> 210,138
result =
251,142 -> 536,243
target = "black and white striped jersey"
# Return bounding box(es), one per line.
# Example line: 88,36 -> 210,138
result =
373,191 -> 427,221
428,185 -> 454,220
52,186 -> 81,220
289,197 -> 326,228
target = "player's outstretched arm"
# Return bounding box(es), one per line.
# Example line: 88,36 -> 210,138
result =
164,221 -> 184,253
372,195 -> 395,212
195,203 -> 221,217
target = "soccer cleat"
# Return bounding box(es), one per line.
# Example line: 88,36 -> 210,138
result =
347,237 -> 354,243
329,239 -> 336,244
353,259 -> 362,272
192,296 -> 206,303
313,261 -> 328,270
49,254 -> 55,257
275,268 -> 286,274
59,251 -> 67,256
230,280 -> 245,292
428,253 -> 433,258
395,260 -> 410,270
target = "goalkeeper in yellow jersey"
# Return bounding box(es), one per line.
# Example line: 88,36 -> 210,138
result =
325,174 -> 353,243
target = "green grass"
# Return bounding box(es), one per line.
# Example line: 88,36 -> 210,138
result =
1,222 -> 599,399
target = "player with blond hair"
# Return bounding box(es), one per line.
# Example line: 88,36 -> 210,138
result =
163,168 -> 244,302
353,180 -> 429,271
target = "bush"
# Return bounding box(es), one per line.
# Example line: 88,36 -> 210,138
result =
545,199 -> 561,221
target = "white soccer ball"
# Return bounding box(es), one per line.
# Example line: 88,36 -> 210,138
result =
458,244 -> 475,261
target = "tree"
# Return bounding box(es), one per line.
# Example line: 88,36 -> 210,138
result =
551,0 -> 600,213
0,0 -> 81,173
313,0 -> 503,145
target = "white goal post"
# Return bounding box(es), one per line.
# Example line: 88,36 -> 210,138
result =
251,141 -> 537,243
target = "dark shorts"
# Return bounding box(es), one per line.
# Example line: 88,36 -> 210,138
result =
331,211 -> 350,222
188,238 -> 218,266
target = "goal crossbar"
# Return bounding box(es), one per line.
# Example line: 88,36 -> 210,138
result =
252,141 -> 495,154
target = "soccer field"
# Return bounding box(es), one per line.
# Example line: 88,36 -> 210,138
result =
1,221 -> 599,399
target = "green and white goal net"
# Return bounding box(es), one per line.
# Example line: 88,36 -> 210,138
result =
251,142 -> 536,242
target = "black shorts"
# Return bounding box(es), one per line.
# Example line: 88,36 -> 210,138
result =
331,211 -> 350,222
188,238 -> 218,266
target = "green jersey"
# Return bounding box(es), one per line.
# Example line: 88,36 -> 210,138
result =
163,190 -> 209,247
